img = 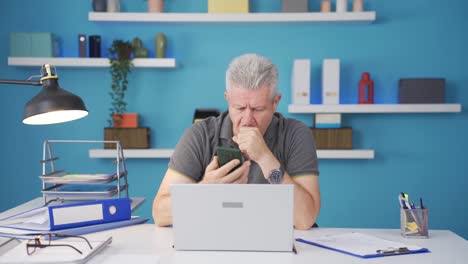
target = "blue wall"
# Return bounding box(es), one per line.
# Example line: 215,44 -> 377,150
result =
1,0 -> 467,238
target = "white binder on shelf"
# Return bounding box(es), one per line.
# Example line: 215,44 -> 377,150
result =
291,59 -> 311,105
322,59 -> 340,105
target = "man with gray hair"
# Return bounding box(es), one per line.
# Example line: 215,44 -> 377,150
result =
153,54 -> 320,230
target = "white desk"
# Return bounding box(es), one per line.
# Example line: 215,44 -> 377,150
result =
71,224 -> 468,264
1,204 -> 467,264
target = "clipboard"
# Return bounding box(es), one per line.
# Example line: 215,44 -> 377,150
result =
296,232 -> 429,259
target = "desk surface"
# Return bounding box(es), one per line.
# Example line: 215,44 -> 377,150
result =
1,203 -> 468,264
74,224 -> 468,264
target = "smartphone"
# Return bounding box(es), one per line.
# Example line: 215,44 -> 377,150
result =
217,146 -> 244,172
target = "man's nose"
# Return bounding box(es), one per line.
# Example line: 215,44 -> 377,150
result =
242,108 -> 255,126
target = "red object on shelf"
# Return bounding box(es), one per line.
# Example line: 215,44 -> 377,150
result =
113,113 -> 138,128
359,72 -> 374,104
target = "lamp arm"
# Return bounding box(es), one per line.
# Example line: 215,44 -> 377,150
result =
0,79 -> 42,86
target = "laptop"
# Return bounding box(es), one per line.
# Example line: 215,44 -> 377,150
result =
170,184 -> 294,252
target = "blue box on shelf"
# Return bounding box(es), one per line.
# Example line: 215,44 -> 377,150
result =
10,32 -> 59,57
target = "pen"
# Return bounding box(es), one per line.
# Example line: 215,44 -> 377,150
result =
420,197 -> 425,209
399,192 -> 409,209
398,195 -> 407,209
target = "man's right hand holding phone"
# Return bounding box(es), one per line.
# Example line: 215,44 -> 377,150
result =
200,156 -> 250,184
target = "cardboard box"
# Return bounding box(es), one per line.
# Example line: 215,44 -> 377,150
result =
311,127 -> 352,149
104,128 -> 150,149
10,32 -> 58,57
208,0 -> 249,13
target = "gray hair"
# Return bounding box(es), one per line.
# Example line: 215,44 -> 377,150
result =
225,54 -> 278,99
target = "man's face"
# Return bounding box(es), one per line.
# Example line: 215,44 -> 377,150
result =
225,85 -> 281,136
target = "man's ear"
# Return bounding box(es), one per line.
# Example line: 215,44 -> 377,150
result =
224,91 -> 229,102
273,93 -> 282,110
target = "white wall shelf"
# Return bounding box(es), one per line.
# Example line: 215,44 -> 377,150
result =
288,104 -> 462,114
88,11 -> 376,23
89,148 -> 374,159
317,149 -> 374,159
90,149 -> 174,159
8,57 -> 176,68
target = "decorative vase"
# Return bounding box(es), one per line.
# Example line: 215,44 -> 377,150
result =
155,33 -> 167,58
353,0 -> 363,12
107,0 -> 120,12
89,35 -> 102,58
320,1 -> 331,12
148,0 -> 164,13
132,37 -> 149,58
92,0 -> 107,12
134,48 -> 149,58
336,0 -> 347,12
358,72 -> 374,104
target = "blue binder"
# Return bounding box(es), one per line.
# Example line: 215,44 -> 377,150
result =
0,198 -> 131,231
0,217 -> 148,240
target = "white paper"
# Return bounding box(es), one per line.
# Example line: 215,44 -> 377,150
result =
302,232 -> 424,256
0,236 -> 112,264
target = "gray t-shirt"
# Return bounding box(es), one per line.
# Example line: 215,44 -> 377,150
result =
169,111 -> 319,183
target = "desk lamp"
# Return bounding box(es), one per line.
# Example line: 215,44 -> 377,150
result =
0,64 -> 88,125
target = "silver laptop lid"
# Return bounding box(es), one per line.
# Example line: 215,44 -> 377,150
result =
171,184 -> 294,252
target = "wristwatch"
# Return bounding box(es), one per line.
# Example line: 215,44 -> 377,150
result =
268,168 -> 284,184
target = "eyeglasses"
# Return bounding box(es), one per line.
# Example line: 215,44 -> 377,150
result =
26,233 -> 93,255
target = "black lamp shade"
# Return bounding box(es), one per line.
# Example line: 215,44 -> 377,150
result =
23,78 -> 88,125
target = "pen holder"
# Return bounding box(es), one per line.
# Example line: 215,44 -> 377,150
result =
400,208 -> 429,238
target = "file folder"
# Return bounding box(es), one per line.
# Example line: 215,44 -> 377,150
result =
296,232 -> 429,258
0,198 -> 131,231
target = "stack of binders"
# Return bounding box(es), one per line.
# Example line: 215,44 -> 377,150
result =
0,198 -> 148,239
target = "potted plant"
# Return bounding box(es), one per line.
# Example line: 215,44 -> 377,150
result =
108,39 -> 133,127
104,39 -> 150,149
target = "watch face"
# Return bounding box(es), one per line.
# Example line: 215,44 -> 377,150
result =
269,169 -> 283,184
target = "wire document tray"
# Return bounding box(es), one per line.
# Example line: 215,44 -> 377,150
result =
40,140 -> 129,205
